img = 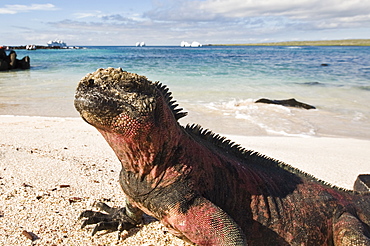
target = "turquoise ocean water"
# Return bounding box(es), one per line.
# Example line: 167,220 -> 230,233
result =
0,46 -> 369,139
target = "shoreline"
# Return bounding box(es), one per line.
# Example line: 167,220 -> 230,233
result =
2,109 -> 370,140
1,115 -> 370,244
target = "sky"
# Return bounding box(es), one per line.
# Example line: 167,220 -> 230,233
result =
1,0 -> 370,46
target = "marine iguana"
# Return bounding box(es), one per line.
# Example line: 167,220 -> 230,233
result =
75,67 -> 370,245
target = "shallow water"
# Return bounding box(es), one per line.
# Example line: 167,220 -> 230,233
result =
0,46 -> 369,139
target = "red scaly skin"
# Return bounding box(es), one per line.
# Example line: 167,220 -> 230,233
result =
75,68 -> 370,246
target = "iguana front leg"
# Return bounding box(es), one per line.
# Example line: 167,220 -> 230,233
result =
333,212 -> 370,245
162,196 -> 248,246
79,200 -> 143,237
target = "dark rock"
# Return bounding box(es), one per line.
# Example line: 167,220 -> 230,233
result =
0,49 -> 7,59
0,59 -> 8,71
0,49 -> 9,70
302,82 -> 322,86
255,98 -> 316,110
0,48 -> 30,71
9,51 -> 17,69
17,56 -> 30,69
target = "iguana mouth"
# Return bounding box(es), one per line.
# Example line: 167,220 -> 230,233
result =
74,68 -> 157,130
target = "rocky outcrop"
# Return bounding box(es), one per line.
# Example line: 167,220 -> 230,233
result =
255,98 -> 316,109
0,48 -> 30,71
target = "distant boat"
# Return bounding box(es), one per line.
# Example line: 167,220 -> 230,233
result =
180,41 -> 191,47
136,42 -> 146,47
26,44 -> 36,50
180,41 -> 202,47
191,41 -> 202,47
47,39 -> 67,48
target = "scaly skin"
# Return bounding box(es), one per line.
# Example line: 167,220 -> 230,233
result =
75,68 -> 370,245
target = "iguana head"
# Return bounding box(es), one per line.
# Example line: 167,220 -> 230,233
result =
74,68 -> 187,138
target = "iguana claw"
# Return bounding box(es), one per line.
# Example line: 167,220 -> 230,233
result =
79,202 -> 138,237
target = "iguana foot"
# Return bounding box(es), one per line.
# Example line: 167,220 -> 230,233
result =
79,201 -> 141,237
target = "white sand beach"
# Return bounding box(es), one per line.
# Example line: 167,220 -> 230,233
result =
1,115 -> 369,245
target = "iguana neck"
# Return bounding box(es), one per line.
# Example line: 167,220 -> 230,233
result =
97,123 -> 183,179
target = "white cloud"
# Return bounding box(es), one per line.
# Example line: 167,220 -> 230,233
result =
74,11 -> 103,19
140,0 -> 370,42
0,3 -> 57,14
37,0 -> 370,45
197,0 -> 370,19
73,10 -> 149,24
146,0 -> 370,27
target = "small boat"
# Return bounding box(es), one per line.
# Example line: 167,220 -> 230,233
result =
26,44 -> 36,50
191,41 -> 202,47
136,42 -> 146,47
181,41 -> 202,47
180,41 -> 191,47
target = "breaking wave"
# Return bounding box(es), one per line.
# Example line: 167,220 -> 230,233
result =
204,99 -> 317,137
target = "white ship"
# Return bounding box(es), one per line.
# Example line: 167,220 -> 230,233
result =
47,39 -> 67,48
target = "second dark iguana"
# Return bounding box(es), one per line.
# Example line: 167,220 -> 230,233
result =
74,68 -> 370,245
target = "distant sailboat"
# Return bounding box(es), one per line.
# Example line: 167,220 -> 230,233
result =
26,44 -> 36,50
180,41 -> 191,47
136,42 -> 146,47
191,41 -> 202,47
180,41 -> 202,47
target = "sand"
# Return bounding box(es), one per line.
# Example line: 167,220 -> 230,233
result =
1,115 -> 369,245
